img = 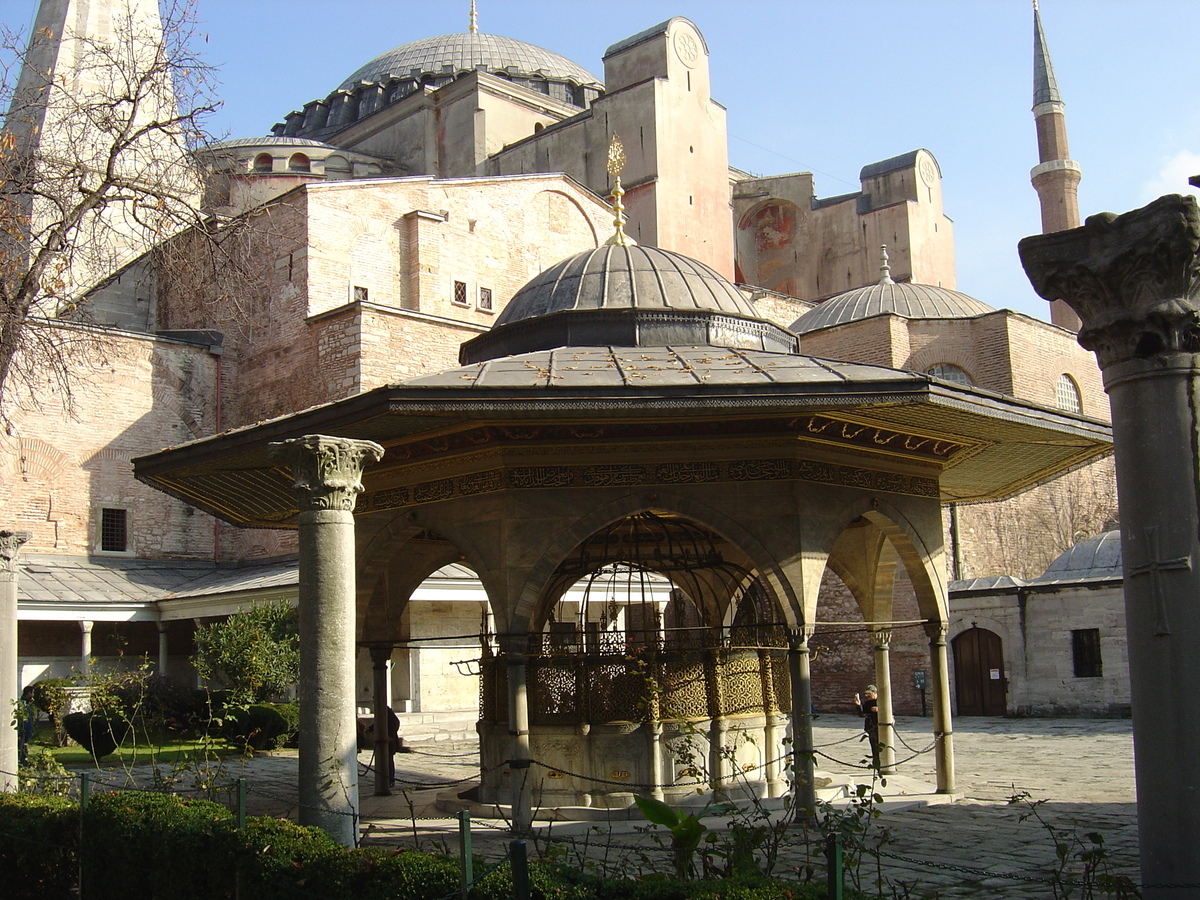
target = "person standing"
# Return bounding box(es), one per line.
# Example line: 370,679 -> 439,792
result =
854,684 -> 880,769
16,685 -> 36,764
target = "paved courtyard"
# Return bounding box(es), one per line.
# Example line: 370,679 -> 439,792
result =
99,714 -> 1139,897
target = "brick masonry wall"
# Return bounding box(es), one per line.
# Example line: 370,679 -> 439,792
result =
811,568 -> 932,718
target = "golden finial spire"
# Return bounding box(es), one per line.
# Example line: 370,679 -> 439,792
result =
470,0 -> 478,34
605,134 -> 637,247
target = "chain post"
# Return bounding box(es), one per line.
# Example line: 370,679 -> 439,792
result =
459,810 -> 473,900
237,777 -> 247,830
510,839 -> 529,900
825,833 -> 843,900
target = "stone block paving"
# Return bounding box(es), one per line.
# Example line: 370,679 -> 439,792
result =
101,715 -> 1138,898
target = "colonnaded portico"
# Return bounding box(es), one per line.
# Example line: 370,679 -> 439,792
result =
134,242 -> 1110,842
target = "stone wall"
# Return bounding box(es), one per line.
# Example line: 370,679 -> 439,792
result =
0,327 -> 220,558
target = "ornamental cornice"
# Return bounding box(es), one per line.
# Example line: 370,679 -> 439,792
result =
1019,194 -> 1200,368
268,435 -> 384,512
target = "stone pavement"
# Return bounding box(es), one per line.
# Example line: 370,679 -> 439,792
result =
96,715 -> 1139,898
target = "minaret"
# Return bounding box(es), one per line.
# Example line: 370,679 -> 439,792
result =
1030,0 -> 1082,330
6,0 -> 195,300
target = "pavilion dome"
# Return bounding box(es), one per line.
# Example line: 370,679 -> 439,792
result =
789,249 -> 993,335
1030,530 -> 1123,584
337,32 -> 602,94
459,244 -> 799,364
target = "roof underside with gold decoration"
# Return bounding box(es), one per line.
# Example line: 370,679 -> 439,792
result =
133,347 -> 1112,530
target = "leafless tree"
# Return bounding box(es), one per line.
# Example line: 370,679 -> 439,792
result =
0,0 -> 218,421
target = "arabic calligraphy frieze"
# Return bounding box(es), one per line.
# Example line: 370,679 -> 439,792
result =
355,457 -> 938,515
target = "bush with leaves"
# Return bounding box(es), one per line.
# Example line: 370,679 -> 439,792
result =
194,600 -> 299,704
29,678 -> 70,744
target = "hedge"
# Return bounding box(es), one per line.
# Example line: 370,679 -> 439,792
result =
0,792 -> 833,900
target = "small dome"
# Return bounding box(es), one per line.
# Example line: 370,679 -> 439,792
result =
1031,531 -> 1123,584
791,281 -> 994,334
338,32 -> 601,93
460,245 -> 798,364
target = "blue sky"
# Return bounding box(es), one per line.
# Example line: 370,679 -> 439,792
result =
9,1 -> 1200,321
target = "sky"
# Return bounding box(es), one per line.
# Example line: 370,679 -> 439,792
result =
7,0 -> 1200,321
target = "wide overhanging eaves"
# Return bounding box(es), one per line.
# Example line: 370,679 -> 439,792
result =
133,376 -> 1111,530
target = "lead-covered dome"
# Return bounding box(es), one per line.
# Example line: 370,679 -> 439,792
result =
1030,531 -> 1122,584
789,249 -> 993,335
338,32 -> 602,93
460,245 -> 798,364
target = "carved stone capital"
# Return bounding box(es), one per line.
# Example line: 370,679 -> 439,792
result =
786,625 -> 815,649
268,435 -> 384,513
1019,194 -> 1200,368
872,629 -> 893,649
923,621 -> 948,645
0,530 -> 31,574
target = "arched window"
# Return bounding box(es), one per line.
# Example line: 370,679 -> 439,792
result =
324,155 -> 350,180
1056,373 -> 1082,413
288,152 -> 311,173
926,363 -> 973,387
252,153 -> 273,173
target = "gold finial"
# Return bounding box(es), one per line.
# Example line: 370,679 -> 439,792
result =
470,0 -> 478,34
605,134 -> 636,247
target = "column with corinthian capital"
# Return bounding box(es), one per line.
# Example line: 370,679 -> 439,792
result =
269,435 -> 383,846
0,531 -> 30,790
1020,194 -> 1200,898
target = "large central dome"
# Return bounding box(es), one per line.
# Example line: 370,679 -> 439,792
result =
338,32 -> 602,93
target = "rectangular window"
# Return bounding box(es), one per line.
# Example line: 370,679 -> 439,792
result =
1071,628 -> 1102,678
352,285 -> 369,302
478,286 -> 493,312
453,280 -> 468,306
100,508 -> 128,553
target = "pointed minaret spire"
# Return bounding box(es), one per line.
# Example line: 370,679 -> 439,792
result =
1029,0 -> 1082,331
469,0 -> 478,34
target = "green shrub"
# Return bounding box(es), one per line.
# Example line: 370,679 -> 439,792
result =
62,711 -> 131,759
0,794 -> 77,900
223,703 -> 294,751
18,749 -> 73,797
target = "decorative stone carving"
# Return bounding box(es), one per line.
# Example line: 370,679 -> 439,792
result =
268,435 -> 384,511
0,531 -> 31,572
1019,194 -> 1200,368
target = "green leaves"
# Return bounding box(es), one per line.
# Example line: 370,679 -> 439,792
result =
193,600 -> 299,704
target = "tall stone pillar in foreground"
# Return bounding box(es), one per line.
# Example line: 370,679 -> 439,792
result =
269,435 -> 383,846
0,531 -> 30,790
1020,194 -> 1200,897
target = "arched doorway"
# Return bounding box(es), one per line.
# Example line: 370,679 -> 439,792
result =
952,627 -> 1007,716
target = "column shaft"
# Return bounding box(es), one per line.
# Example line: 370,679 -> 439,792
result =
506,651 -> 533,835
873,632 -> 896,774
926,624 -> 955,793
370,644 -> 394,796
297,509 -> 359,843
788,634 -> 815,819
0,531 -> 30,790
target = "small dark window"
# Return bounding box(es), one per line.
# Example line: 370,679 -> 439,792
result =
353,285 -> 368,302
100,508 -> 127,553
252,153 -> 273,173
453,281 -> 468,306
478,287 -> 493,311
1072,628 -> 1102,678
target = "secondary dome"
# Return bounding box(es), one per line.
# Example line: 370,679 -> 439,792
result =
338,32 -> 602,94
1031,531 -> 1123,584
459,245 -> 798,364
790,249 -> 993,335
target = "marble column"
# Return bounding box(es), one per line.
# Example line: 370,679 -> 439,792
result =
79,620 -> 93,672
924,622 -> 955,793
1020,194 -> 1200,897
269,434 -> 383,846
157,622 -> 169,676
369,643 -> 393,796
872,630 -> 896,774
0,531 -> 30,789
787,627 -> 816,819
503,634 -> 533,835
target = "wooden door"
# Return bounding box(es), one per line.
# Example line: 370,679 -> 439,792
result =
952,627 -> 1007,716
